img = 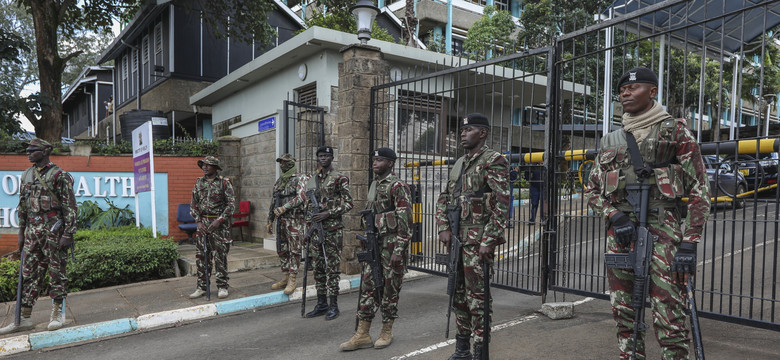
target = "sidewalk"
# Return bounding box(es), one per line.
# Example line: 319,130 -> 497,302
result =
0,241 -> 367,356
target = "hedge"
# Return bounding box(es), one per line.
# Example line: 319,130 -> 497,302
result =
0,226 -> 179,302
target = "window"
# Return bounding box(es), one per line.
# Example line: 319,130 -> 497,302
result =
295,83 -> 317,106
154,23 -> 162,55
122,55 -> 128,102
142,35 -> 149,88
397,91 -> 454,156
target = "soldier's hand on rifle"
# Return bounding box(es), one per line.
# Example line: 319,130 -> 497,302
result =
312,211 -> 330,222
266,222 -> 273,235
197,222 -> 207,233
206,219 -> 221,233
390,253 -> 403,268
274,206 -> 286,217
438,230 -> 452,249
672,241 -> 697,285
58,233 -> 73,250
478,245 -> 493,262
609,211 -> 635,246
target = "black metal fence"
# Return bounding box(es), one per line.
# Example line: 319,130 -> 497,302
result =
369,0 -> 779,329
283,100 -> 325,174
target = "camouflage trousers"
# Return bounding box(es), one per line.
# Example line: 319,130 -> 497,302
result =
21,216 -> 68,308
311,228 -> 342,296
453,243 -> 493,344
606,209 -> 689,360
195,219 -> 232,290
276,215 -> 304,275
357,235 -> 406,323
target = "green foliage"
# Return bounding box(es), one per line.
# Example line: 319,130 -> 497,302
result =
73,138 -> 219,156
77,199 -> 135,230
423,30 -> 446,54
68,226 -> 178,291
518,0 -> 610,48
0,259 -> 20,303
301,1 -> 396,43
463,5 -> 517,60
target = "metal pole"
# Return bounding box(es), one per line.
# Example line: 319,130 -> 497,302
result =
657,35 -> 665,107
602,8 -> 614,134
730,56 -> 739,140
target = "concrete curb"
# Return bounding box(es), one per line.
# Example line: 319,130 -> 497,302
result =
0,271 -> 425,356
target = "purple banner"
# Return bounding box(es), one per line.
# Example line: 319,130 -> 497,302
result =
133,152 -> 151,193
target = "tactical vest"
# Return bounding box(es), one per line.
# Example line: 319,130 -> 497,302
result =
21,164 -> 65,215
367,176 -> 402,236
447,150 -> 499,227
598,118 -> 685,211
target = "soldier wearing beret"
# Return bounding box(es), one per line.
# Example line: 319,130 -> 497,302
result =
584,67 -> 710,359
298,146 -> 354,320
435,114 -> 510,359
0,138 -> 77,334
267,153 -> 307,295
188,156 -> 236,300
341,147 -> 412,351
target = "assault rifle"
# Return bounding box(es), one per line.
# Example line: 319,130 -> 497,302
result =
273,191 -> 283,253
482,261 -> 491,360
687,279 -> 705,360
13,248 -> 24,327
355,208 -> 383,330
604,182 -> 656,360
434,204 -> 463,338
301,190 -> 327,317
202,230 -> 211,301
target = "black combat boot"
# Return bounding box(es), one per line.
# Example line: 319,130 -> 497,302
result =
305,295 -> 329,318
472,342 -> 484,360
325,295 -> 339,320
448,335 -> 472,360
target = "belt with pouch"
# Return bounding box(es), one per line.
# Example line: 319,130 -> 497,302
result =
30,210 -> 59,222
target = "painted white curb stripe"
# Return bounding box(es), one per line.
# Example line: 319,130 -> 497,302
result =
136,304 -> 217,330
0,335 -> 30,356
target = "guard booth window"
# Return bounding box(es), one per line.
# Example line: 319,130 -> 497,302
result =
398,91 -> 457,156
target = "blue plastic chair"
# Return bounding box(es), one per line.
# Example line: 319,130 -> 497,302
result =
177,204 -> 198,245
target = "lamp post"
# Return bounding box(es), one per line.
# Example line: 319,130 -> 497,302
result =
350,0 -> 379,44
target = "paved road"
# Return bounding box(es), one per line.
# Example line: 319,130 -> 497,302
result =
10,275 -> 778,360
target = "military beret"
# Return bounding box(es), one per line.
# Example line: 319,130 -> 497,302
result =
460,113 -> 490,128
372,147 -> 397,161
617,67 -> 658,90
23,138 -> 53,149
316,146 -> 334,156
197,156 -> 222,171
276,153 -> 296,163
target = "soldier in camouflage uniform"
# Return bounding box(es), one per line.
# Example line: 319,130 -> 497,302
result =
435,114 -> 510,360
340,147 -> 412,351
267,153 -> 307,295
0,138 -> 77,334
584,67 -> 710,360
188,156 -> 236,300
298,146 -> 354,320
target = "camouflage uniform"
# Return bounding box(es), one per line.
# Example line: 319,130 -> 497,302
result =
585,117 -> 710,360
268,171 -> 306,275
190,172 -> 236,291
357,173 -> 412,323
435,144 -> 510,344
17,162 -> 78,308
300,167 -> 353,297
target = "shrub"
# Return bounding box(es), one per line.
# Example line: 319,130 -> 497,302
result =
73,138 -> 219,156
0,227 -> 179,300
68,226 -> 178,291
77,199 -> 136,230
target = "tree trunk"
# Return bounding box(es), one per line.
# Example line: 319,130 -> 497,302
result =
28,0 -> 64,143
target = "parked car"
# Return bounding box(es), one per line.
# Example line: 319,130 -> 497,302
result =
703,155 -> 748,208
725,153 -> 779,191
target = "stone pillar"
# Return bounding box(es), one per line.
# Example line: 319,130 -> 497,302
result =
337,44 -> 389,275
218,136 -> 243,239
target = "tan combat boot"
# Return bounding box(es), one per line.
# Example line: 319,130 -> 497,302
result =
283,273 -> 297,295
271,272 -> 288,290
0,306 -> 34,335
48,299 -> 65,331
374,319 -> 394,349
339,319 -> 373,351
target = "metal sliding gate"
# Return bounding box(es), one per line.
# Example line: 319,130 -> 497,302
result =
283,100 -> 325,174
369,0 -> 779,329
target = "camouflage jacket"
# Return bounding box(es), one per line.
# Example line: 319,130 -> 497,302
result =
367,173 -> 413,257
299,167 -> 354,231
190,175 -> 236,225
584,118 -> 711,242
267,172 -> 306,222
18,162 -> 78,235
435,145 -> 510,248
